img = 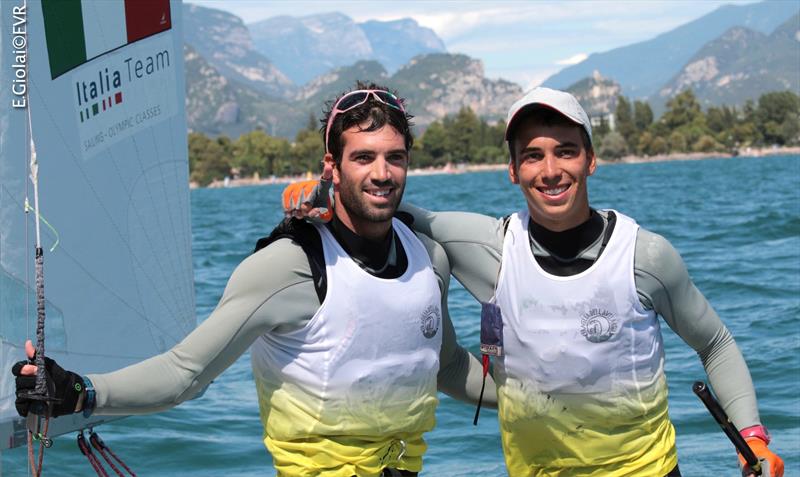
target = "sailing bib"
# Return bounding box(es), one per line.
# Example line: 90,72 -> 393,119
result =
493,210 -> 676,476
251,219 -> 442,476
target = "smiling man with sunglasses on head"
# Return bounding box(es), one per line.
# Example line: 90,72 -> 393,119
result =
12,82 -> 493,477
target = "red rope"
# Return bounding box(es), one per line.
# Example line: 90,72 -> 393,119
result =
26,416 -> 50,477
37,419 -> 49,474
90,432 -> 136,477
27,429 -> 40,477
77,432 -> 109,477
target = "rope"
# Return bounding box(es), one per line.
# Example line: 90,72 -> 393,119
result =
90,438 -> 126,477
32,249 -> 46,395
26,417 -> 51,477
472,354 -> 490,426
90,431 -> 137,477
27,427 -> 38,477
77,432 -> 109,477
21,23 -> 57,475
23,199 -> 60,252
19,10 -> 55,473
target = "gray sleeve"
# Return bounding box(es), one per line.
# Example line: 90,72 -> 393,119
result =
400,203 -> 504,302
417,233 -> 497,408
635,229 -> 760,429
89,238 -> 318,415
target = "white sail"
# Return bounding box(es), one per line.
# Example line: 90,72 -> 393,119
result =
0,0 -> 194,447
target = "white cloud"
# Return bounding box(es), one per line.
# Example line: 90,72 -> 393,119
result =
409,1 -> 727,42
411,8 -> 515,41
556,53 -> 588,66
522,69 -> 560,90
487,68 -> 559,90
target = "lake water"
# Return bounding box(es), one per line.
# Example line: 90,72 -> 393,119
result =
3,154 -> 799,476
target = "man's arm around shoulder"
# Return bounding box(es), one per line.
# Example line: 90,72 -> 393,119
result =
401,203 -> 505,303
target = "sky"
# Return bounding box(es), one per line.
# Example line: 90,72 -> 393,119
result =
185,0 -> 761,89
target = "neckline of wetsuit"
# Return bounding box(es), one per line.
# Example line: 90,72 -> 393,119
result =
527,209 -> 615,277
327,216 -> 408,279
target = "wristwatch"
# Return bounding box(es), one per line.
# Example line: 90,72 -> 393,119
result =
81,375 -> 96,418
740,424 -> 771,445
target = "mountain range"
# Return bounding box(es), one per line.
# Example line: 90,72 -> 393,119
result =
542,0 -> 799,99
657,13 -> 800,109
182,5 -> 516,138
183,4 -> 294,98
182,2 -> 799,139
184,43 -> 304,138
247,13 -> 445,85
565,72 -> 622,117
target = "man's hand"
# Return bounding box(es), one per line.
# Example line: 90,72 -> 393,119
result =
11,339 -> 86,417
739,437 -> 784,477
281,162 -> 334,223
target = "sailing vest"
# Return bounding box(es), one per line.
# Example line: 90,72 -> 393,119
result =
493,210 -> 677,476
251,219 -> 443,477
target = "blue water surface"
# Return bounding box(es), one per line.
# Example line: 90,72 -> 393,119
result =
3,154 -> 798,476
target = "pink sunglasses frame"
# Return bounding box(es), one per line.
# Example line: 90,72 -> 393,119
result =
324,89 -> 406,154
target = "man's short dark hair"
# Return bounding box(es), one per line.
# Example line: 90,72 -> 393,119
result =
321,81 -> 414,164
507,105 -> 593,166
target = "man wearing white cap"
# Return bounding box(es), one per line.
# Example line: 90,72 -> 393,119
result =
283,87 -> 784,476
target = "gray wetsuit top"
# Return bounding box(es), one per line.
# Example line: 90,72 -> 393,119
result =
87,220 -> 493,414
399,203 -> 760,430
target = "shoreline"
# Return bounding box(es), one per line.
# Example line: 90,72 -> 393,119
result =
598,145 -> 800,165
194,146 -> 799,189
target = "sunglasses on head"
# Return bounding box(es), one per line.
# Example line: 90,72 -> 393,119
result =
324,89 -> 406,154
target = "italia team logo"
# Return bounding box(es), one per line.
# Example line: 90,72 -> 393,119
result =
40,0 -> 172,125
419,305 -> 440,339
580,308 -> 618,343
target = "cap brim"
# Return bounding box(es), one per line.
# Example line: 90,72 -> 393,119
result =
505,102 -> 584,140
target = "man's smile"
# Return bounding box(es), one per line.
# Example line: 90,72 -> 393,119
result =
537,183 -> 571,199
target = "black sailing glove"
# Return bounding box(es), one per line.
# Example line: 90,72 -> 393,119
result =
11,356 -> 85,417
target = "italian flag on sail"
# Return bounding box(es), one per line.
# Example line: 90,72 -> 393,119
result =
42,0 -> 171,79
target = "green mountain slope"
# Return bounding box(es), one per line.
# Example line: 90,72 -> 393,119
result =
184,45 -> 304,139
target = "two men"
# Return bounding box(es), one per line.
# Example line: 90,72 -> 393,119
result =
286,87 -> 785,476
13,83 -> 491,476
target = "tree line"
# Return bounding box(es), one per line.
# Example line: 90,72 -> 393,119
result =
189,89 -> 799,186
595,90 -> 800,159
189,115 -> 324,186
188,107 -> 507,186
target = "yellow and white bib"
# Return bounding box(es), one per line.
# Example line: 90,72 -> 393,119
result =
251,219 -> 442,477
493,210 -> 676,476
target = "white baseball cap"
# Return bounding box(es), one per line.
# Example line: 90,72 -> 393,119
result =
504,87 -> 592,145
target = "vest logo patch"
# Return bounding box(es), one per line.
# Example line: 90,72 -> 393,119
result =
580,308 -> 618,343
420,305 -> 441,339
